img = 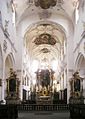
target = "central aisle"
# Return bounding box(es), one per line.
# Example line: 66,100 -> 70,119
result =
18,111 -> 70,119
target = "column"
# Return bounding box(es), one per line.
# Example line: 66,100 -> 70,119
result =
67,34 -> 74,103
1,60 -> 5,101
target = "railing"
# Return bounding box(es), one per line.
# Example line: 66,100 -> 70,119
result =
17,104 -> 69,111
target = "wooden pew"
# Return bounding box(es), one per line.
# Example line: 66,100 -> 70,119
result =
0,104 -> 18,119
69,104 -> 85,119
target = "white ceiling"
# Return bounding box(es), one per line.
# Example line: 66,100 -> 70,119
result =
14,0 -> 76,66
14,0 -> 75,22
24,22 -> 65,62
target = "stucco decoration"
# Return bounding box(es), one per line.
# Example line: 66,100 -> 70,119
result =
34,33 -> 56,45
35,0 -> 57,9
41,48 -> 50,53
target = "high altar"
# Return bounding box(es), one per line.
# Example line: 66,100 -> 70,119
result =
35,69 -> 54,104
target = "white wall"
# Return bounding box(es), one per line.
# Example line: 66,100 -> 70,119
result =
0,0 -> 85,102
0,0 -> 16,101
73,0 -> 85,99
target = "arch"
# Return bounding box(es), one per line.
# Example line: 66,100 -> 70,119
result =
75,53 -> 85,97
24,21 -> 67,55
8,53 -> 15,67
75,52 -> 85,77
24,21 -> 67,39
5,53 -> 15,79
16,6 -> 74,35
4,53 -> 15,98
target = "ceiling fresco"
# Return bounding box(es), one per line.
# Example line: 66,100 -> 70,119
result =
24,22 -> 65,61
34,0 -> 57,9
40,48 -> 50,53
33,33 -> 56,45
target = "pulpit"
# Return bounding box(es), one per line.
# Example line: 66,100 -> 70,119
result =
6,68 -> 20,104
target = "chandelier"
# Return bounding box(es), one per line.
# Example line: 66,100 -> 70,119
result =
34,0 -> 63,9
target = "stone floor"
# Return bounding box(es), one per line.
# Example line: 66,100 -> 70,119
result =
18,111 -> 70,119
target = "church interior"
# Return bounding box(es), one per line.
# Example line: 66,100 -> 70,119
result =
0,0 -> 85,119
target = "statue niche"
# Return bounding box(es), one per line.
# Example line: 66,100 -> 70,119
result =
6,68 -> 20,104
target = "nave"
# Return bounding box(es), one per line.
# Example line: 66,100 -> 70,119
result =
0,0 -> 85,119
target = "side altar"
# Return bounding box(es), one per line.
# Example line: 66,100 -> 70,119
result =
6,68 -> 20,104
69,72 -> 84,104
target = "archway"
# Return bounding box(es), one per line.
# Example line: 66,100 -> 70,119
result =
76,53 -> 85,77
4,53 -> 14,98
0,45 -> 3,101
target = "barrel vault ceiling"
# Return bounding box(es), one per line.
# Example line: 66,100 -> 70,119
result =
14,0 -> 77,65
